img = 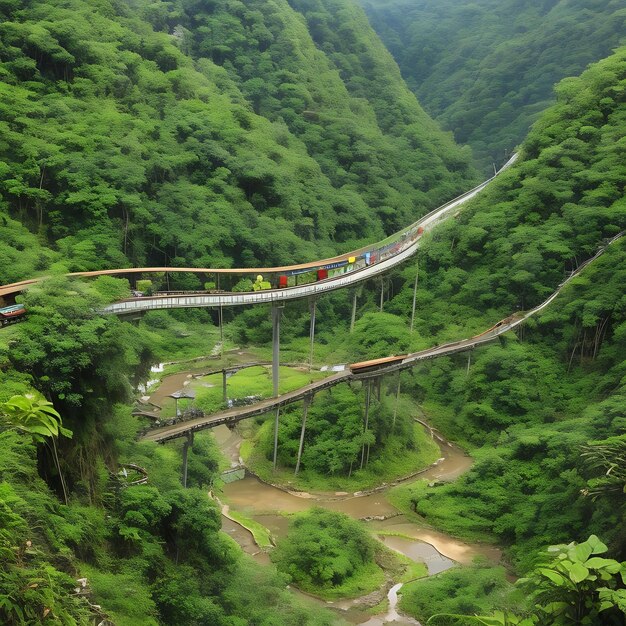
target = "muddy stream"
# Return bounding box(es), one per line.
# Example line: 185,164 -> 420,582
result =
149,365 -> 502,625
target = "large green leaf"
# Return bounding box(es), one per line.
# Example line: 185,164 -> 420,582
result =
585,557 -> 621,573
568,562 -> 590,584
538,568 -> 569,587
574,541 -> 593,562
587,535 -> 608,555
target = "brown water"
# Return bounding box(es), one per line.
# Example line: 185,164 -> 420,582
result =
217,425 -> 501,625
151,371 -> 500,624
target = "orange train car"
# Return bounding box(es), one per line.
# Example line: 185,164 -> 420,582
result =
349,354 -> 407,373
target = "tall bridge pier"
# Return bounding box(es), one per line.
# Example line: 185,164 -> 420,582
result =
294,396 -> 312,475
181,431 -> 194,487
272,303 -> 284,468
309,298 -> 316,371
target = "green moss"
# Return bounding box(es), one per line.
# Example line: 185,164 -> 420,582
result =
227,510 -> 274,550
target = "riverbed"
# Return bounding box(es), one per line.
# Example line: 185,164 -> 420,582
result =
213,423 -> 501,624
149,367 -> 502,624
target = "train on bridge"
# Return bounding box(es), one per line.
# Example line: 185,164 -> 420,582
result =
0,304 -> 26,326
124,225 -> 426,299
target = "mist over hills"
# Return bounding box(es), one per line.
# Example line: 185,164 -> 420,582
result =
361,0 -> 626,171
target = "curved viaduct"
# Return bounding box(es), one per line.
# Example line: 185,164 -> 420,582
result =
0,155 -> 518,307
141,230 -> 623,444
103,155 -> 518,314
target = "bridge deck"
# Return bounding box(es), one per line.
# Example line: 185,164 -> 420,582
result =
139,230 -> 623,443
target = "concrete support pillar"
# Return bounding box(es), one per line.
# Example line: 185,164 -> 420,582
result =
309,298 -> 316,372
294,396 -> 311,475
181,431 -> 194,488
466,349 -> 472,375
218,305 -> 224,359
273,406 -> 280,469
272,304 -> 282,398
222,369 -> 228,404
379,279 -> 384,312
410,259 -> 419,333
360,380 -> 371,470
350,290 -> 357,333
392,373 -> 401,433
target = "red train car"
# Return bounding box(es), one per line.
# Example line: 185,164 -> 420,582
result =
0,304 -> 26,326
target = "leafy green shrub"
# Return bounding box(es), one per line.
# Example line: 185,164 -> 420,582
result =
136,279 -> 153,294
271,508 -> 376,590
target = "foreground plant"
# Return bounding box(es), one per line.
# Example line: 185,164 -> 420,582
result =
0,393 -> 72,503
428,535 -> 626,625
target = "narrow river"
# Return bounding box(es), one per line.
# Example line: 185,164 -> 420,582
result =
214,424 -> 501,625
150,367 -> 502,624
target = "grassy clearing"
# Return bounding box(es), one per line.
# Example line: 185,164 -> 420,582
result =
192,365 -> 328,414
243,420 -> 440,493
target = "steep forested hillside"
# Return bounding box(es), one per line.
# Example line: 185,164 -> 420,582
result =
361,0 -> 626,170
0,276 -> 343,625
0,0 -> 475,284
3,0 -> 626,623
379,47 -> 626,580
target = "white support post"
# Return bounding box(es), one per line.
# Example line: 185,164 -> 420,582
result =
272,304 -> 282,398
294,396 -> 311,475
309,298 -> 316,372
410,259 -> 419,333
182,431 -> 193,488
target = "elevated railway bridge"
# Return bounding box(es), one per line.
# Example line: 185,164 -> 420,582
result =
4,155 -> 620,481
141,229 -> 622,481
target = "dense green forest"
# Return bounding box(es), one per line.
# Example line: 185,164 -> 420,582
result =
0,0 -> 474,284
0,0 -> 476,622
372,47 -> 626,620
235,45 -> 626,621
2,0 -> 626,623
0,277 -> 342,624
361,0 -> 626,170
